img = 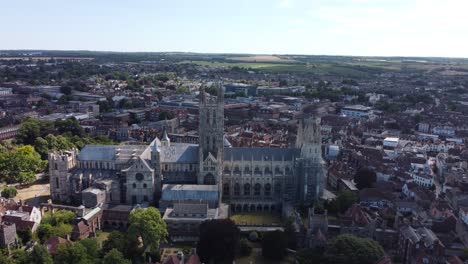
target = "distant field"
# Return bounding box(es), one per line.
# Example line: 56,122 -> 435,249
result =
226,55 -> 296,63
0,57 -> 94,61
180,60 -> 372,77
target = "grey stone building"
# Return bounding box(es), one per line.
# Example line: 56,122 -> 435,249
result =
49,86 -> 326,212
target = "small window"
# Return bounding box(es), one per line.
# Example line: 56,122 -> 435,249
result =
54,163 -> 58,170
143,183 -> 147,188
132,183 -> 136,189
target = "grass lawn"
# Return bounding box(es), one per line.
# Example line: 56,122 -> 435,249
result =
16,182 -> 50,201
231,213 -> 282,226
236,248 -> 295,264
96,231 -> 110,245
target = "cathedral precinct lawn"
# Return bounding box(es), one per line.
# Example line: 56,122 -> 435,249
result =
231,213 -> 282,226
96,231 -> 110,245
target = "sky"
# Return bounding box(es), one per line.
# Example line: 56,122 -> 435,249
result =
1,0 -> 468,57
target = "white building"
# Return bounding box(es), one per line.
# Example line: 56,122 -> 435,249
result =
341,105 -> 372,118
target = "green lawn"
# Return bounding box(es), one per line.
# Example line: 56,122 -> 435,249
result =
231,213 -> 282,226
96,231 -> 110,245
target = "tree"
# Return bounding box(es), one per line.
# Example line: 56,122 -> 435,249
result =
11,249 -> 29,264
28,245 -> 53,264
78,238 -> 99,261
51,210 -> 75,225
325,190 -> 358,214
34,137 -> 50,160
51,223 -> 73,238
1,186 -> 17,199
128,207 -> 168,253
102,231 -> 140,260
158,111 -> 175,121
284,218 -> 298,249
0,145 -> 47,184
197,219 -> 240,264
325,234 -> 384,264
354,167 -> 377,189
239,238 -> 252,257
262,231 -> 288,260
54,118 -> 84,137
60,86 -> 72,95
37,224 -> 53,243
102,231 -> 128,254
296,248 -> 324,264
16,118 -> 54,145
55,243 -> 91,264
0,251 -> 15,264
205,86 -> 218,96
248,231 -> 259,242
103,249 -> 131,264
17,227 -> 32,244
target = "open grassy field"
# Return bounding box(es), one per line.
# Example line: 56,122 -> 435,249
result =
226,55 -> 296,63
180,60 -> 373,77
231,212 -> 282,226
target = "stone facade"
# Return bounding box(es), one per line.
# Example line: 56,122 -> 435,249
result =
49,87 -> 326,212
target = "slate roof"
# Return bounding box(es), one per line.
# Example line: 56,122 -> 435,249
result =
224,147 -> 299,161
173,203 -> 208,215
78,145 -> 148,161
160,143 -> 199,163
162,184 -> 218,201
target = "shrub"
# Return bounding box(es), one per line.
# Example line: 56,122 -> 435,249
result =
1,187 -> 17,199
248,231 -> 259,242
239,238 -> 252,256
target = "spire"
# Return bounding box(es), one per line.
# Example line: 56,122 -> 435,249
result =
150,136 -> 161,152
161,126 -> 170,146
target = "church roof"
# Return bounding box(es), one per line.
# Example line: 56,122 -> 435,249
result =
224,147 -> 299,161
160,143 -> 199,163
173,203 -> 208,215
161,184 -> 218,201
78,145 -> 148,162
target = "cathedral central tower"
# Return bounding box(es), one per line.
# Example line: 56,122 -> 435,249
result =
198,85 -> 224,189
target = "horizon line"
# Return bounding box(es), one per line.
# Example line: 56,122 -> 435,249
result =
1,49 -> 468,60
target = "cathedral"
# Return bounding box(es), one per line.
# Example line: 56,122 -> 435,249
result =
49,87 -> 326,213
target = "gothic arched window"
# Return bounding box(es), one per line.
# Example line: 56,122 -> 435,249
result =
234,183 -> 240,196
254,183 -> 261,196
264,183 -> 271,196
274,183 -> 282,197
244,183 -> 251,196
223,183 -> 230,196
203,174 -> 216,185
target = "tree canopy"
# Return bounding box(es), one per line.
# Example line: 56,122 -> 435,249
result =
102,249 -> 131,264
325,190 -> 358,214
1,187 -> 17,199
324,234 -> 385,264
197,219 -> 240,264
0,145 -> 46,184
128,207 -> 168,253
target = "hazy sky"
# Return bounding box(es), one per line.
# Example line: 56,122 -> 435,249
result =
1,0 -> 467,57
